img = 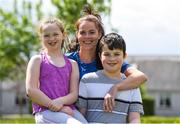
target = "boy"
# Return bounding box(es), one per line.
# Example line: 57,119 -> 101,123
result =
77,33 -> 144,123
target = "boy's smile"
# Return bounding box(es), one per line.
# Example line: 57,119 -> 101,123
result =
100,45 -> 126,78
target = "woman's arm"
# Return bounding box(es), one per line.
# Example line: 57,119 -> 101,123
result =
116,66 -> 148,90
55,59 -> 79,105
103,67 -> 148,112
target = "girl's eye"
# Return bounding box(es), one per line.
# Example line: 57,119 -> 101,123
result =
44,34 -> 49,38
54,33 -> 59,36
89,31 -> 95,34
79,31 -> 86,35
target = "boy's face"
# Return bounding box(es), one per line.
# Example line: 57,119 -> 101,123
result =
100,44 -> 126,74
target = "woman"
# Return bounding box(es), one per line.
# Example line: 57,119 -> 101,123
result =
66,5 -> 147,112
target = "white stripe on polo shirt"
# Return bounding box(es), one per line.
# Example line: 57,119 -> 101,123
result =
88,109 -> 128,115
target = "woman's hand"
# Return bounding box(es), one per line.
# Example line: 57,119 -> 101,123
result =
103,85 -> 118,112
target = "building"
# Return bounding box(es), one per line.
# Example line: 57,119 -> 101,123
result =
127,55 -> 180,116
0,80 -> 29,115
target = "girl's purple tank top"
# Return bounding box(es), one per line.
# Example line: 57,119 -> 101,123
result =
32,53 -> 75,114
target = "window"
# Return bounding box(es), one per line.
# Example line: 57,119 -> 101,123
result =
159,94 -> 171,108
15,96 -> 27,106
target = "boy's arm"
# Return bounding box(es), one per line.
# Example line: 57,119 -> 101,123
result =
128,112 -> 141,123
128,88 -> 143,123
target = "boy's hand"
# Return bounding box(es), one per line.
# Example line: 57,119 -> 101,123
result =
103,85 -> 117,112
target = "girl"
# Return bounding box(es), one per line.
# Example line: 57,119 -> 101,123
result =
26,18 -> 87,124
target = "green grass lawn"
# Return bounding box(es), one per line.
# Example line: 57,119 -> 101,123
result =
141,116 -> 180,123
0,115 -> 35,123
0,115 -> 180,123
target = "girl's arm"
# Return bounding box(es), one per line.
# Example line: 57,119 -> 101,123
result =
55,59 -> 79,105
128,112 -> 141,123
26,55 -> 61,111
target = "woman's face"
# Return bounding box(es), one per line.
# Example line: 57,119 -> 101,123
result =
77,20 -> 101,51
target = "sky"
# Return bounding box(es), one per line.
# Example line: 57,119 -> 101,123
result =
0,0 -> 180,56
109,0 -> 180,56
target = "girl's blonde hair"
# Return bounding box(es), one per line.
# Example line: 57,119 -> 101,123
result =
38,17 -> 65,37
37,17 -> 70,52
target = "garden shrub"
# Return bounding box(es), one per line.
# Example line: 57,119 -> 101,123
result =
143,96 -> 155,116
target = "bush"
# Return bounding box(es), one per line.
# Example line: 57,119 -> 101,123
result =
143,96 -> 155,116
28,99 -> 32,114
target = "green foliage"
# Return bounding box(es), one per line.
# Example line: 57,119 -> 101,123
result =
140,84 -> 155,115
0,0 -> 111,81
0,0 -> 41,80
140,84 -> 148,98
141,116 -> 180,123
28,100 -> 32,114
51,0 -> 111,34
0,116 -> 35,123
143,96 -> 155,116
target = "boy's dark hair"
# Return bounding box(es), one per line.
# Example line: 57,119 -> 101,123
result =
98,33 -> 126,56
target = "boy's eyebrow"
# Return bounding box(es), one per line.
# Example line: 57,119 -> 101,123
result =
89,29 -> 96,31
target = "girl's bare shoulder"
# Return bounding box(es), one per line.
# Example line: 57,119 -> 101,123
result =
28,54 -> 42,65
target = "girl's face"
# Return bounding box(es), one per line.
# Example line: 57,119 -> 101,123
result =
41,23 -> 64,51
77,20 -> 101,51
100,44 -> 126,74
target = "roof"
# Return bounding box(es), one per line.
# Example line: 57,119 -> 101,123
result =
0,80 -> 25,93
127,55 -> 180,91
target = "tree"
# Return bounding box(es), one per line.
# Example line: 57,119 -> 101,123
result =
51,0 -> 111,33
0,0 -> 42,80
51,0 -> 111,52
0,0 -> 111,81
